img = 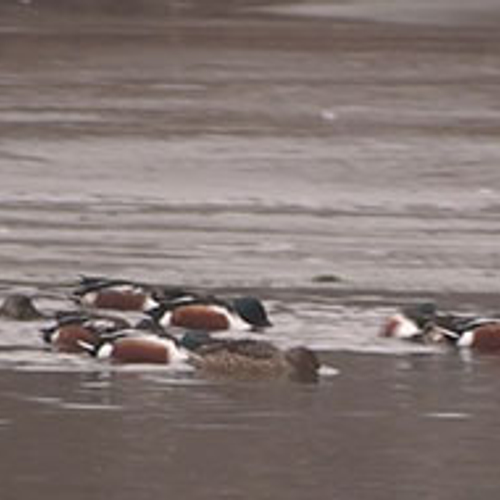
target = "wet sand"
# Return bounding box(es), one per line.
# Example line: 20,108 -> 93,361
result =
1,1 -> 500,499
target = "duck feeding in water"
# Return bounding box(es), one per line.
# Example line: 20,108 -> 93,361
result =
147,295 -> 273,332
0,294 -> 46,321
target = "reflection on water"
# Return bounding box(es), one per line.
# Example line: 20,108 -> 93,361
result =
2,352 -> 500,500
2,0 -> 500,498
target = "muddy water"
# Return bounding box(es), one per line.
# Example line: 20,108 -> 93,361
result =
2,1 -> 500,499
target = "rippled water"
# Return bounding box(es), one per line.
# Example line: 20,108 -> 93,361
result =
2,1 -> 500,499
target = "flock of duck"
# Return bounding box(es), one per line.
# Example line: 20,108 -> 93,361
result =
0,276 -> 319,383
2,276 -> 500,384
380,301 -> 500,351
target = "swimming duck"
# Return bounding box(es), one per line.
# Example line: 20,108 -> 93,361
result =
81,331 -> 190,365
0,294 -> 46,321
180,332 -> 319,383
147,295 -> 272,332
381,302 -> 500,352
425,315 -> 500,352
379,302 -> 437,342
71,275 -> 191,312
41,312 -> 131,353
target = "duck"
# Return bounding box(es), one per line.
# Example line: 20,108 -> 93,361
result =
424,315 -> 500,352
379,302 -> 437,342
80,331 -> 190,365
41,312 -> 131,353
179,332 -> 320,383
71,275 -> 192,312
380,302 -> 500,352
147,295 -> 273,332
0,294 -> 46,321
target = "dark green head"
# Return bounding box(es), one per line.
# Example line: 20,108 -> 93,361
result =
402,302 -> 437,329
232,296 -> 272,329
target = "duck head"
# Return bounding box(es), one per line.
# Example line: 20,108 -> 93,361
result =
284,346 -> 320,383
232,296 -> 272,329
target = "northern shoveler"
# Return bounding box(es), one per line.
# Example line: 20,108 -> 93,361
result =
379,302 -> 437,342
71,276 -> 191,312
82,332 -> 190,365
0,294 -> 46,321
147,295 -> 272,332
380,302 -> 500,352
41,312 -> 130,353
425,316 -> 500,352
180,333 -> 319,383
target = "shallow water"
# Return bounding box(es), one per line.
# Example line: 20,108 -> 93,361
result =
1,1 -> 500,499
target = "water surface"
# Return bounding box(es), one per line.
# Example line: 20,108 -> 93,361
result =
1,1 -> 500,498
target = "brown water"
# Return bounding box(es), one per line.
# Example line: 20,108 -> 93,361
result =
2,1 -> 500,498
